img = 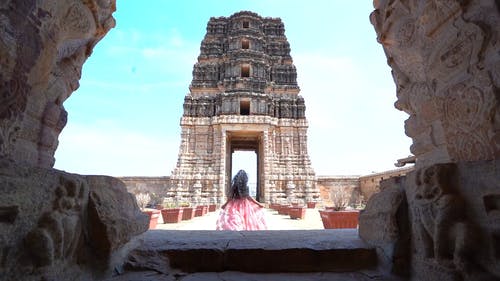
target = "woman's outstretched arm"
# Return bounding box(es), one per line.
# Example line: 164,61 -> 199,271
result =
248,197 -> 264,208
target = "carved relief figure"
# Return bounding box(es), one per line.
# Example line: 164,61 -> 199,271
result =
25,177 -> 88,267
412,164 -> 470,270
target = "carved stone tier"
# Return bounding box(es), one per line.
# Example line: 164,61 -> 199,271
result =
171,11 -> 319,204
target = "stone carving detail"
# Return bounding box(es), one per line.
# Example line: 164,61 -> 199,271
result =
182,95 -> 306,119
0,2 -> 151,280
371,0 -> 500,167
361,2 -> 500,279
0,0 -> 116,167
360,160 -> 500,280
38,102 -> 68,167
0,161 -> 148,280
25,176 -> 88,267
410,164 -> 470,271
442,74 -> 496,161
172,11 -> 319,204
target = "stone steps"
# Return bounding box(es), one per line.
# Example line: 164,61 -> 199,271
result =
112,229 -> 381,280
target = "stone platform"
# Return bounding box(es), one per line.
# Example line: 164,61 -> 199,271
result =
109,229 -> 385,280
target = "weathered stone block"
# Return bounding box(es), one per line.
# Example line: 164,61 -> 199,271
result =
0,160 -> 148,280
86,176 -> 150,260
361,160 -> 500,280
359,176 -> 410,276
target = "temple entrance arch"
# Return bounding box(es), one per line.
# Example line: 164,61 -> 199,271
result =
227,131 -> 263,202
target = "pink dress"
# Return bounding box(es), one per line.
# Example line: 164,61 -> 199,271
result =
216,198 -> 268,230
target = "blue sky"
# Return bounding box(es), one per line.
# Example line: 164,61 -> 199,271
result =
54,1 -> 412,178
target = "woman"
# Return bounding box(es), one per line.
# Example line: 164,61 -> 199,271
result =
216,170 -> 267,230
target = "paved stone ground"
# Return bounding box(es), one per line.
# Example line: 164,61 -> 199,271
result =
155,208 -> 325,230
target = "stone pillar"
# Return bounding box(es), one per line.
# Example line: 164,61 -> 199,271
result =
0,2 -> 151,279
360,1 -> 500,280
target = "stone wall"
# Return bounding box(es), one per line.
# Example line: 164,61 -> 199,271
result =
120,176 -> 172,206
316,176 -> 360,208
119,169 -> 414,209
359,166 -> 414,200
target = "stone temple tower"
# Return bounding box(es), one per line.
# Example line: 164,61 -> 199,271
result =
170,11 -> 319,205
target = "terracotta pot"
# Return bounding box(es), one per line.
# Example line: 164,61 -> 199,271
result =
208,204 -> 217,212
319,210 -> 359,229
182,207 -> 195,220
143,209 -> 160,229
195,205 -> 208,216
289,207 -> 306,219
277,205 -> 290,215
270,203 -> 280,211
306,202 -> 316,209
161,208 -> 184,223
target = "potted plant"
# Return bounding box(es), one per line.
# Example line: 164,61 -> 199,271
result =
319,188 -> 359,229
306,201 -> 317,209
161,201 -> 184,223
277,204 -> 291,216
289,206 -> 306,219
269,203 -> 280,211
195,205 -> 208,217
135,193 -> 160,229
179,202 -> 195,220
208,202 -> 217,212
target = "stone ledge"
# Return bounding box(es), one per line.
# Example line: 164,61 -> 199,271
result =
108,270 -> 391,281
126,230 -> 376,273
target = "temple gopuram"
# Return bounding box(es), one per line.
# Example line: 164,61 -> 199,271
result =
170,11 -> 319,205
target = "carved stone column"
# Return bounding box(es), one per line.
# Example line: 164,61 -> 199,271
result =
360,1 -> 500,280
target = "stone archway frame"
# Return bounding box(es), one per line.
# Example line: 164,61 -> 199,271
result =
226,130 -> 263,201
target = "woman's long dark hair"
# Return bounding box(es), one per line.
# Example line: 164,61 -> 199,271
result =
229,170 -> 250,199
